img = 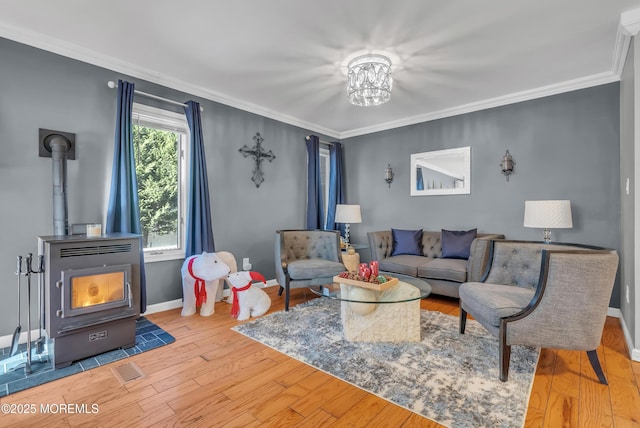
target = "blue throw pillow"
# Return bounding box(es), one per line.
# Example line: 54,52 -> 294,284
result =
391,228 -> 423,256
441,229 -> 477,259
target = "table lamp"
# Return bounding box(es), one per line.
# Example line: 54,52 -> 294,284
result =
335,204 -> 361,247
523,200 -> 573,243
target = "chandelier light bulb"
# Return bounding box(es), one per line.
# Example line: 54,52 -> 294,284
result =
347,54 -> 393,107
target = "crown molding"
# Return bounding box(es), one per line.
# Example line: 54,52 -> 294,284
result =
0,20 -> 625,141
612,24 -> 633,77
338,71 -> 619,139
621,7 -> 640,36
0,23 -> 341,139
612,8 -> 640,77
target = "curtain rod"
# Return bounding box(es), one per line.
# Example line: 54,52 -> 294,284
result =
107,81 -> 204,112
305,135 -> 333,145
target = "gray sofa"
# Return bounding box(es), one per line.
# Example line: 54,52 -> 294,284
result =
367,230 -> 505,298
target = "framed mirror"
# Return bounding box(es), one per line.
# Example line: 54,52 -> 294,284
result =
410,146 -> 471,196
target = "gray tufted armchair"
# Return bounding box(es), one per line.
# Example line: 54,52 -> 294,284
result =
459,240 -> 619,383
275,230 -> 346,311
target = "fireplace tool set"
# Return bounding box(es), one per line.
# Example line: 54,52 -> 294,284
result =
11,253 -> 46,374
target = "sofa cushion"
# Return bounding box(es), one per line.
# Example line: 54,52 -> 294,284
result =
418,258 -> 467,283
287,259 -> 345,280
421,231 -> 442,258
391,228 -> 423,256
380,255 -> 431,277
441,228 -> 477,259
459,282 -> 535,327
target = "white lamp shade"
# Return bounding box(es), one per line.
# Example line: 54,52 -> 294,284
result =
335,204 -> 362,224
523,200 -> 573,229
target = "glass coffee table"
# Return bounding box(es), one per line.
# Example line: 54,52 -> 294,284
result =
309,273 -> 431,342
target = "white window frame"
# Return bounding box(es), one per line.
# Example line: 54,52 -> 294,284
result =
132,102 -> 189,263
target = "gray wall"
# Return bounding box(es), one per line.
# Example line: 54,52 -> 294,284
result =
620,37 -> 638,351
0,38 -> 330,336
343,84 -> 621,308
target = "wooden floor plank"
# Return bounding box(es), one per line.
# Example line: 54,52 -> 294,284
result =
549,349 -> 582,399
290,376 -> 353,417
607,374 -> 640,424
291,408 -> 337,427
271,362 -> 317,389
320,383 -> 369,418
366,402 -> 413,427
250,384 -> 309,422
193,381 -> 285,427
65,384 -> 157,427
170,391 -> 230,426
331,393 -> 389,426
137,379 -> 201,413
193,354 -> 279,388
260,407 -> 305,427
523,406 -> 545,428
401,412 -> 443,427
578,348 -> 614,428
542,391 -> 578,428
219,411 -> 262,428
527,348 -> 557,411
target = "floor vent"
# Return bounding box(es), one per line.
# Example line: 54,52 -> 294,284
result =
111,362 -> 145,384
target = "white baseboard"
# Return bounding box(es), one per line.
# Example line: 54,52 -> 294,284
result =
0,328 -> 41,349
143,279 -> 279,314
143,299 -> 183,315
618,311 -> 640,362
265,279 -> 279,287
607,307 -> 621,318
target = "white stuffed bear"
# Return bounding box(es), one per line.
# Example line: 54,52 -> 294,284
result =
181,251 -> 237,316
227,271 -> 270,321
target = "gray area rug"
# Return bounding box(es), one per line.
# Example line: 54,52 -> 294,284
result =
232,298 -> 539,428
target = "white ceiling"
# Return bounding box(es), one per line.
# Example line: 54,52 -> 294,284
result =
1,0 -> 639,139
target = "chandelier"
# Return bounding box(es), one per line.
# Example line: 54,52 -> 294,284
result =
347,54 -> 393,107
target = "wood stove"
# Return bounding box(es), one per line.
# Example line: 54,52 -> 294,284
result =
38,233 -> 141,368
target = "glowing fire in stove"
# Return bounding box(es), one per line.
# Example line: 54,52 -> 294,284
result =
71,272 -> 125,309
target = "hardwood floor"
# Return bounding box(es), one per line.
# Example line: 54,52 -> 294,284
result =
1,287 -> 639,427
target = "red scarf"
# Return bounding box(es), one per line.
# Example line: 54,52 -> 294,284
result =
188,258 -> 207,307
231,282 -> 252,318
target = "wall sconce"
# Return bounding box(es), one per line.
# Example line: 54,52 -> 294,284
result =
500,150 -> 514,181
384,164 -> 394,187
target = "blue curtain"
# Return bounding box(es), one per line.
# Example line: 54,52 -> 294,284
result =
305,135 -> 323,229
106,79 -> 147,313
326,142 -> 345,233
184,100 -> 215,257
417,167 -> 424,190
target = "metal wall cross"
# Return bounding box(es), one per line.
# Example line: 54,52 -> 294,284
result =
239,132 -> 276,188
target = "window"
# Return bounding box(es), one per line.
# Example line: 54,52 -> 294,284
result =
132,103 -> 188,262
